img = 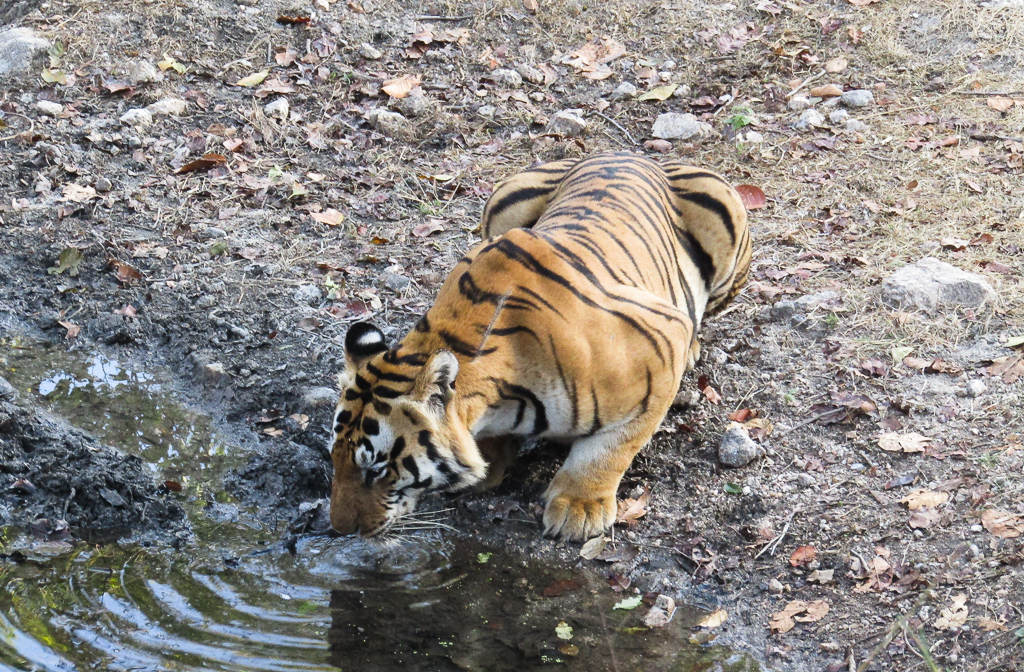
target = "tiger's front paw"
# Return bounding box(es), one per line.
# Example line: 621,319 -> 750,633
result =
543,489 -> 616,541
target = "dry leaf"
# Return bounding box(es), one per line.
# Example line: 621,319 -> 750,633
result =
825,56 -> 848,73
908,508 -> 941,529
637,84 -> 677,101
57,320 -> 80,340
900,489 -> 949,510
235,70 -> 269,87
807,568 -> 834,584
809,84 -> 843,98
616,487 -> 649,525
987,97 -> 1015,113
697,608 -> 728,628
789,545 -> 817,566
770,600 -> 829,634
981,509 -> 1024,538
61,184 -> 98,203
579,536 -> 607,559
108,259 -> 143,283
310,209 -> 345,226
878,432 -> 930,453
382,74 -> 422,99
735,184 -> 766,210
176,153 -> 227,174
523,0 -> 539,13
977,617 -> 1007,632
933,594 -> 968,630
412,219 -> 445,237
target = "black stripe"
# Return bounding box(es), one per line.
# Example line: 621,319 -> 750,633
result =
439,329 -> 496,357
674,191 -> 737,244
389,436 -> 406,461
373,386 -> 403,399
362,417 -> 379,435
674,229 -> 716,292
383,350 -> 428,366
490,379 -> 549,435
588,386 -> 601,435
355,374 -> 371,390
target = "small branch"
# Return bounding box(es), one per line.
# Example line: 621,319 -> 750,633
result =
415,14 -> 474,21
952,91 -> 1024,97
0,113 -> 35,143
786,69 -> 826,98
589,110 -> 638,145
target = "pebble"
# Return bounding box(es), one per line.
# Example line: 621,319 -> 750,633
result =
119,108 -> 154,127
146,97 -> 188,116
383,273 -> 411,291
490,68 -> 523,88
768,578 -> 785,594
741,130 -> 764,143
95,177 -> 112,192
516,63 -> 545,85
293,284 -> 322,306
662,59 -> 677,70
841,89 -> 875,108
718,424 -> 765,468
796,473 -> 816,488
672,84 -> 692,98
828,109 -> 849,125
397,88 -> 430,117
121,59 -> 164,85
970,524 -> 983,533
966,380 -> 987,398
264,98 -> 289,120
651,112 -> 702,140
787,96 -> 811,111
850,462 -> 867,472
35,100 -> 63,116
610,81 -> 638,101
477,104 -> 497,119
546,109 -> 588,137
881,257 -> 997,315
368,108 -> 414,138
196,361 -> 230,386
0,27 -> 51,76
793,108 -> 825,131
529,92 -> 545,102
770,290 -> 839,321
359,43 -> 383,60
0,375 -> 17,401
846,119 -> 868,133
199,227 -> 226,240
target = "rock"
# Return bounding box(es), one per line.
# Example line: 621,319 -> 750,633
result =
490,68 -> 522,88
767,578 -> 785,594
718,424 -> 765,468
787,96 -> 811,111
846,119 -> 868,133
793,108 -> 825,131
119,108 -> 153,127
643,595 -> 676,628
0,375 -> 17,401
770,290 -> 840,321
477,104 -> 497,119
301,386 -> 338,411
516,63 -> 545,85
966,380 -> 987,398
119,59 -> 164,85
546,109 -> 587,137
199,227 -> 226,240
529,91 -> 545,102
293,284 -> 322,306
881,257 -> 997,315
740,130 -> 764,143
672,84 -> 692,98
828,109 -> 849,125
672,388 -> 701,407
35,100 -> 63,116
383,273 -> 411,291
610,81 -> 638,101
368,108 -> 414,138
146,97 -> 188,116
264,98 -> 289,120
0,27 -> 50,76
359,42 -> 383,60
95,177 -> 112,192
196,361 -> 230,386
795,473 -> 816,488
651,112 -> 702,140
396,87 -> 430,117
841,89 -> 875,108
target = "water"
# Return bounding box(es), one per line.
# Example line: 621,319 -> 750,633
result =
0,340 -> 759,671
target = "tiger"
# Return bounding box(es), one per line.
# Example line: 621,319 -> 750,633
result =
329,151 -> 751,542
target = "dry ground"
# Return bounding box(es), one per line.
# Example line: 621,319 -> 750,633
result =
2,0 -> 1024,669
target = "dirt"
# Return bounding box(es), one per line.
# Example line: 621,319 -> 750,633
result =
2,0 -> 1023,669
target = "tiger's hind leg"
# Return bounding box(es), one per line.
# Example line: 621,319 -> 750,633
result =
479,159 -> 578,239
472,436 -> 519,492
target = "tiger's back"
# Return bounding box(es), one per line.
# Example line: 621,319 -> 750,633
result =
329,152 -> 751,542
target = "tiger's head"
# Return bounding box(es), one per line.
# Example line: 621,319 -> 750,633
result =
329,322 -> 488,537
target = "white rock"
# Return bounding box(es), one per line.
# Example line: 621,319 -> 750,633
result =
490,68 -> 522,88
672,84 -> 692,98
293,284 -> 322,306
787,96 -> 811,111
119,108 -> 154,127
516,63 -> 545,85
368,108 -> 414,138
662,59 -> 677,70
359,43 -> 383,60
718,424 -> 765,468
741,130 -> 764,143
651,112 -> 702,140
793,108 -> 825,131
841,89 -> 875,108
966,380 -> 987,398
120,59 -> 164,85
0,28 -> 51,76
546,109 -> 587,137
846,119 -> 868,133
146,97 -> 188,116
35,100 -> 63,116
477,104 -> 497,118
264,98 -> 289,120
828,109 -> 849,125
881,257 -> 997,315
610,81 -> 638,101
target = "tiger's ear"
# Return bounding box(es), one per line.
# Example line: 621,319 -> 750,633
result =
345,322 -> 388,366
413,350 -> 459,414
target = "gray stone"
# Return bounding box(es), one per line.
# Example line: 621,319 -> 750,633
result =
35,100 -> 63,116
672,388 -> 701,407
841,89 -> 875,108
264,98 -> 289,120
119,59 -> 164,85
490,68 -> 522,88
846,119 -> 868,133
94,177 -> 112,192
119,108 -> 153,127
770,290 -> 840,321
529,91 -> 545,102
546,109 -> 588,137
301,386 -> 338,411
610,81 -> 638,101
0,375 -> 17,401
396,87 -> 430,117
477,104 -> 497,119
0,28 -> 50,77
199,227 -> 226,240
196,361 -> 230,386
672,84 -> 692,98
651,112 -> 701,140
293,284 -> 322,306
793,108 -> 825,131
821,97 -> 841,109
787,96 -> 811,111
383,273 -> 411,291
795,473 -> 816,488
718,424 -> 766,468
828,109 -> 849,125
147,97 -> 188,116
359,43 -> 383,60
516,63 -> 545,85
740,130 -> 764,143
881,257 -> 997,315
767,578 -> 785,594
368,108 -> 414,138
966,380 -> 987,398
